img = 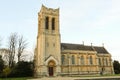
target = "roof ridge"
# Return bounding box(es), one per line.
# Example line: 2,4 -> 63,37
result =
61,43 -> 100,47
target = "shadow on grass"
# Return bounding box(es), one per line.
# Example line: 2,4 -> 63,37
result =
0,77 -> 33,80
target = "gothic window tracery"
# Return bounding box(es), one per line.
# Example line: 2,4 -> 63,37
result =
89,56 -> 93,65
71,55 -> 75,64
106,58 -> 108,66
81,56 -> 84,65
99,58 -> 101,66
61,55 -> 65,65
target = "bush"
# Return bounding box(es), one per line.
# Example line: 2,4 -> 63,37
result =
0,55 -> 4,77
113,60 -> 120,74
9,61 -> 34,77
0,61 -> 34,78
2,67 -> 11,78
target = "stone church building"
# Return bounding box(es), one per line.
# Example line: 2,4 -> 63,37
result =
34,5 -> 114,77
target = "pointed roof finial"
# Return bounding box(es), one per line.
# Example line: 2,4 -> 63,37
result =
91,43 -> 93,46
102,43 -> 104,47
82,41 -> 84,46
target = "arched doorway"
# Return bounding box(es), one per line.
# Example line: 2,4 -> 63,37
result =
48,60 -> 56,76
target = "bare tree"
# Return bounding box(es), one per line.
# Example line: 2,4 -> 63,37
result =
0,48 -> 10,65
17,35 -> 27,62
7,33 -> 18,68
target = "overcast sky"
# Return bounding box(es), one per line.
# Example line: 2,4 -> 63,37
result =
0,0 -> 120,61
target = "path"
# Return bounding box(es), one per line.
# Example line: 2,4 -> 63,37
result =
28,76 -> 120,80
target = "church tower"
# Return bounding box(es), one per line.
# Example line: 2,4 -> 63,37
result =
35,5 -> 61,77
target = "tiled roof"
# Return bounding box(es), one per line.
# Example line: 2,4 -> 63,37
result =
61,43 -> 109,54
61,43 -> 94,51
93,46 -> 109,54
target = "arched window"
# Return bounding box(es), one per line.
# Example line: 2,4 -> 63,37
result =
106,58 -> 108,66
45,16 -> 49,29
61,55 -> 65,64
99,58 -> 101,66
103,58 -> 106,66
81,56 -> 84,65
71,55 -> 75,64
52,18 -> 55,30
109,58 -> 111,66
89,56 -> 93,65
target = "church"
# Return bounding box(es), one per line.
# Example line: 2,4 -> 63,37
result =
34,5 -> 114,77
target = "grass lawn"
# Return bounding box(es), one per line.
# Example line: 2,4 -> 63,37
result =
0,77 -> 30,80
0,74 -> 120,80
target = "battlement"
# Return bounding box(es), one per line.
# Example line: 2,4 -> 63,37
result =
39,5 -> 59,16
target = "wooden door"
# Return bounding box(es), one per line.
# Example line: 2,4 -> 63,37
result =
49,67 -> 54,76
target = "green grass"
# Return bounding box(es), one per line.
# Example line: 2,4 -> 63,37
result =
0,77 -> 31,80
0,74 -> 120,80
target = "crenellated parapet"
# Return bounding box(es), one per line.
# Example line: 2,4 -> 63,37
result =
39,5 -> 59,16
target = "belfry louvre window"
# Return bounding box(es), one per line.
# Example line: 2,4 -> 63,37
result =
45,16 -> 49,29
52,18 -> 55,30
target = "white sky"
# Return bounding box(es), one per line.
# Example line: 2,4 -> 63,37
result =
0,0 -> 120,61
